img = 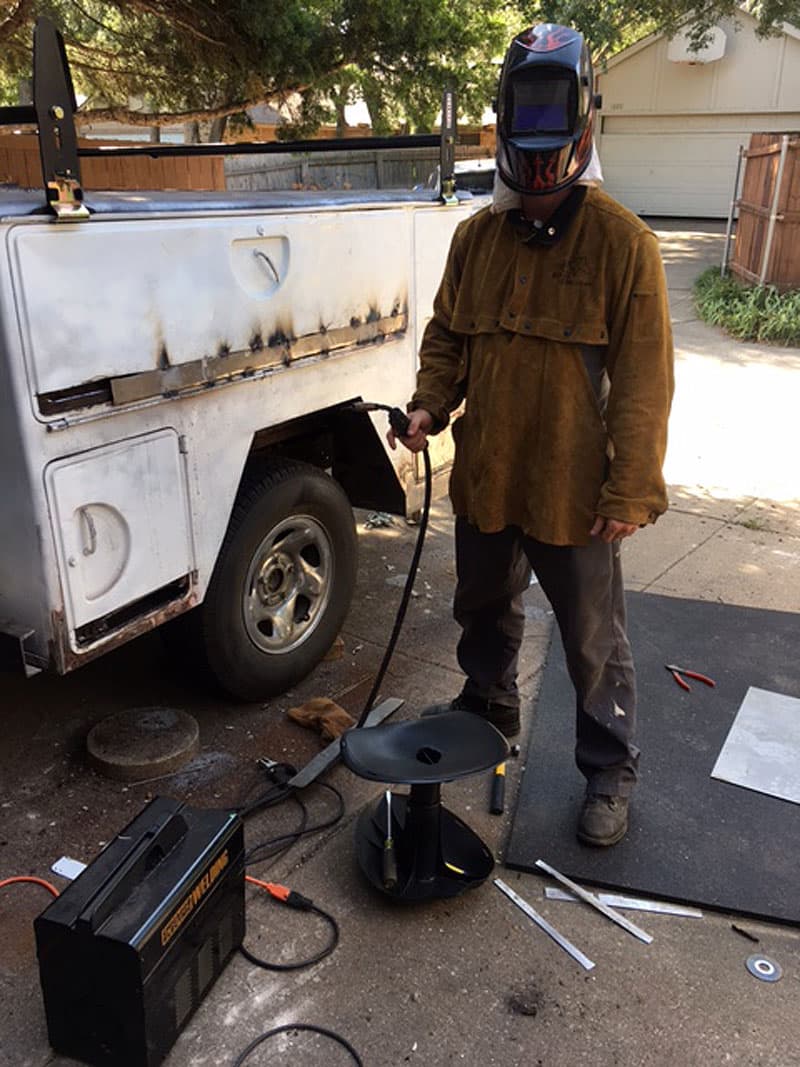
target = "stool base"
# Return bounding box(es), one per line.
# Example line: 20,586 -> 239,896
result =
355,790 -> 494,901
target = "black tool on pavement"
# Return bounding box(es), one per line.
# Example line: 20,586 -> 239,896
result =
35,798 -> 244,1067
490,762 -> 507,815
665,663 -> 716,692
489,743 -> 519,815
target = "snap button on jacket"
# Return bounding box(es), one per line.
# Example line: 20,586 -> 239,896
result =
411,187 -> 675,547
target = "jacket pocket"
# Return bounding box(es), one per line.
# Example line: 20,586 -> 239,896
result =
522,316 -> 609,346
450,310 -> 609,347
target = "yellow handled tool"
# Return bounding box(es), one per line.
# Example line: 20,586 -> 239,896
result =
490,763 -> 506,815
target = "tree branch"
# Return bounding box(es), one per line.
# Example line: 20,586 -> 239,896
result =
75,99 -> 253,126
66,0 -> 138,40
0,0 -> 35,44
66,39 -> 155,62
67,59 -> 176,82
73,68 -> 333,126
120,0 -> 231,48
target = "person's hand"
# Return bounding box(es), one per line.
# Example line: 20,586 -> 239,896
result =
590,516 -> 639,543
387,408 -> 434,452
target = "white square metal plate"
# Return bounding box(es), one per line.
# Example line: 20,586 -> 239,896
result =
711,686 -> 800,804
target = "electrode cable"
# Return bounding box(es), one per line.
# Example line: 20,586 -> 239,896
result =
355,405 -> 432,726
232,1023 -> 362,1067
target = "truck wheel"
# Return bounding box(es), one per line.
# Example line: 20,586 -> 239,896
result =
201,460 -> 357,701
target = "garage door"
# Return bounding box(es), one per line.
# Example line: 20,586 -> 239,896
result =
598,120 -> 744,217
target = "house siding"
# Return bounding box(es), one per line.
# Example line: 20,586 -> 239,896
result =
597,16 -> 800,216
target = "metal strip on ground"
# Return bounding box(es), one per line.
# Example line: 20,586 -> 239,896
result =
544,887 -> 703,917
535,860 -> 654,944
494,878 -> 596,971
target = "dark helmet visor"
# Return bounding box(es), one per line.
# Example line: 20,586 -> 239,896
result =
510,71 -> 576,136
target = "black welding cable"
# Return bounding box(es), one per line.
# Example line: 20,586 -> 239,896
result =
244,782 -> 344,870
244,792 -> 309,868
232,1023 -> 362,1067
237,782 -> 292,820
357,443 -> 432,726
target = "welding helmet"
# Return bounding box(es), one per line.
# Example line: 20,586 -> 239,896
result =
496,24 -> 598,195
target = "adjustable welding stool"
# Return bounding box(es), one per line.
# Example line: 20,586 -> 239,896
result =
340,712 -> 509,901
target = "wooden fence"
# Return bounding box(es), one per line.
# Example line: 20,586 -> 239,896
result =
0,134 -> 225,192
225,144 -> 490,193
731,133 -> 800,291
228,123 -> 495,149
1,131 -> 493,197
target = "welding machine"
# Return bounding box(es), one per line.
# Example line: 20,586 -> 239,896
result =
35,797 -> 245,1067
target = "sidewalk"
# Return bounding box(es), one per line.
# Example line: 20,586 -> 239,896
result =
2,223 -> 799,1067
632,222 -> 800,616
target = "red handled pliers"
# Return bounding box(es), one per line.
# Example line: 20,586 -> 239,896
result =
665,663 -> 716,692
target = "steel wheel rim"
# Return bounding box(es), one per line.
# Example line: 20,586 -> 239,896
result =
243,514 -> 333,654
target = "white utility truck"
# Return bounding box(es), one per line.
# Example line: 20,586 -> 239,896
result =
0,20 -> 480,698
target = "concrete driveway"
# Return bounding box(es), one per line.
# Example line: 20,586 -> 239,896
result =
1,222 -> 798,1067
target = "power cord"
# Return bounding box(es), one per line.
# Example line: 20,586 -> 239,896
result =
240,878 -> 339,971
244,782 -> 344,868
0,876 -> 59,898
236,760 -> 296,819
232,403 -> 430,971
235,769 -> 344,969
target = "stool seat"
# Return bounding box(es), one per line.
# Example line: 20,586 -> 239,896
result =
340,711 -> 508,784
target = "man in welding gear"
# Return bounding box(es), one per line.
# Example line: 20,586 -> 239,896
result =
389,24 -> 673,847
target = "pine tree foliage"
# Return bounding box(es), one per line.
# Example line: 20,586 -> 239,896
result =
1,0 -> 797,134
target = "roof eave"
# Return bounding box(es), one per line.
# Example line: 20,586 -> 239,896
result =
601,10 -> 800,71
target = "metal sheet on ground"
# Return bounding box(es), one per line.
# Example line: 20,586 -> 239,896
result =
711,686 -> 800,804
505,592 -> 800,925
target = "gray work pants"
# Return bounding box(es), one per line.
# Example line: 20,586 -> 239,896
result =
454,518 -> 639,795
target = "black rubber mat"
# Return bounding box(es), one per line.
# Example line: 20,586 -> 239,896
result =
506,592 -> 800,924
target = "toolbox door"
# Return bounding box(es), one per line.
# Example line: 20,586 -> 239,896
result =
45,429 -> 193,633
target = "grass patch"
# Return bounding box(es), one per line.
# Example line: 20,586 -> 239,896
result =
693,268 -> 800,346
738,517 -> 767,531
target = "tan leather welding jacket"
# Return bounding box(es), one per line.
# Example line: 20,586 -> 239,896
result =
411,186 -> 675,547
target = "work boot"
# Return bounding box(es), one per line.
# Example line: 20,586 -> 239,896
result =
421,693 -> 521,738
577,793 -> 629,847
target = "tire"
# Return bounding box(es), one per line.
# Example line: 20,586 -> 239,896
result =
199,459 -> 357,701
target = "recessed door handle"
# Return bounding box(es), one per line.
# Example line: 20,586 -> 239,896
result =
252,249 -> 279,284
79,506 -> 97,556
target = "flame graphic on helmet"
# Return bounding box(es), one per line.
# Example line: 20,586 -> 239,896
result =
528,149 -> 561,191
522,24 -> 576,53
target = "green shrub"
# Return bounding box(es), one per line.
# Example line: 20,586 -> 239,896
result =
693,267 -> 800,346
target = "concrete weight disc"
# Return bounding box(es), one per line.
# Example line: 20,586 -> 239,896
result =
87,706 -> 200,782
